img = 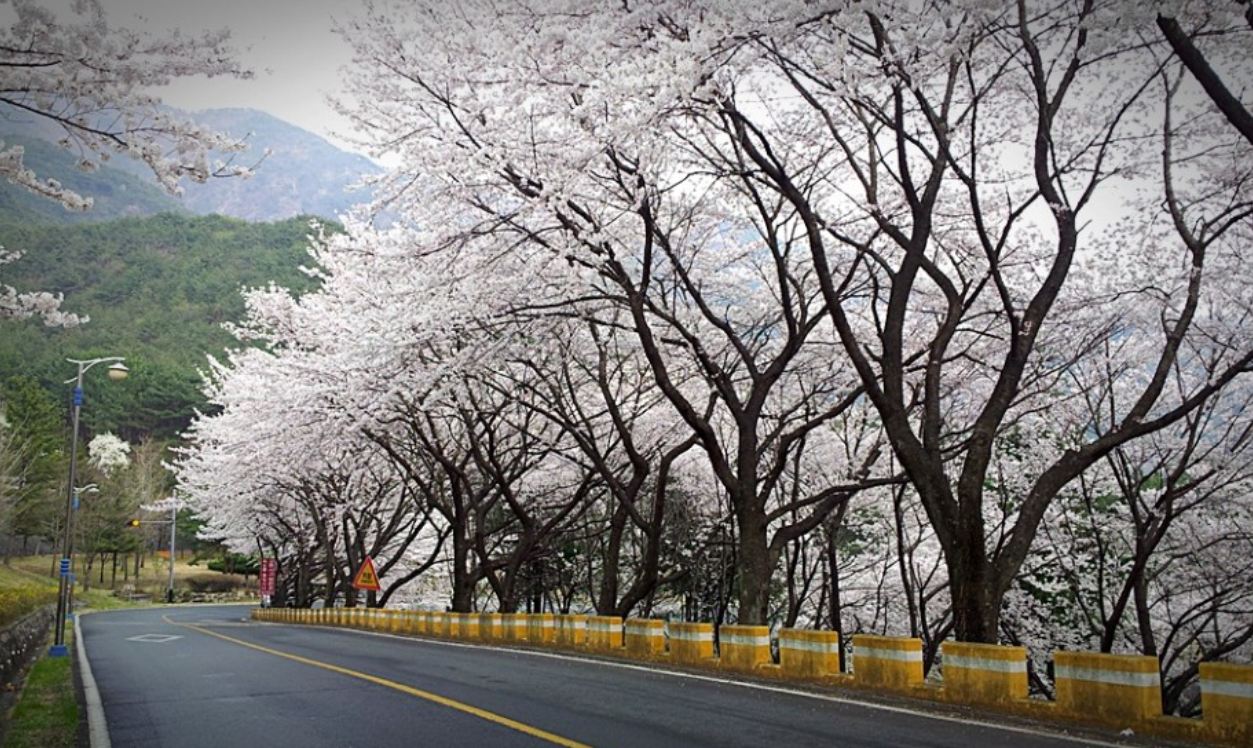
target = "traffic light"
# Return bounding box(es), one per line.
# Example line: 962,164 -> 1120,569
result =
127,518 -> 141,527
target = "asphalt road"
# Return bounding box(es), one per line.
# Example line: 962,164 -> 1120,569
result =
80,605 -> 1131,748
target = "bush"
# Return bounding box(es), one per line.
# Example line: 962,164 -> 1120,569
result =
206,553 -> 259,575
0,586 -> 57,628
182,574 -> 243,594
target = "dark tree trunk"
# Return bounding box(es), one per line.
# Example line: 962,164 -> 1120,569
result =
735,494 -> 772,625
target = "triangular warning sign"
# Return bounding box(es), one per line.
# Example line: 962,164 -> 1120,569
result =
352,556 -> 381,591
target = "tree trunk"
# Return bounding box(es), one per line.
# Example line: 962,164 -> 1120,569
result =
948,547 -> 1000,643
595,502 -> 628,615
450,530 -> 476,613
735,499 -> 772,625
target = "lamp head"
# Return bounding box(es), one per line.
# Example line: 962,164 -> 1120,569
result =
107,362 -> 129,381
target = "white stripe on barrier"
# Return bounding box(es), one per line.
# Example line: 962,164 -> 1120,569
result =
780,638 -> 840,654
856,646 -> 923,663
944,654 -> 1027,674
671,630 -> 715,643
1201,678 -> 1253,700
1055,665 -> 1160,689
721,633 -> 770,647
626,623 -> 665,636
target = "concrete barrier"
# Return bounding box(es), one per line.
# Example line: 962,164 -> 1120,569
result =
395,610 -> 418,634
779,629 -> 841,679
423,611 -> 440,636
480,613 -> 502,642
528,614 -> 557,645
1200,661 -> 1253,745
625,619 -> 667,660
1054,651 -> 1161,726
852,635 -> 923,690
669,622 -> 715,666
587,616 -> 624,651
457,612 -> 480,640
555,615 -> 588,647
501,613 -> 526,643
719,625 -> 771,673
939,642 -> 1027,706
435,612 -> 456,638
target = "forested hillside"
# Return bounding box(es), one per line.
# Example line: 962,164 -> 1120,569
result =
0,137 -> 185,224
0,213 -> 322,440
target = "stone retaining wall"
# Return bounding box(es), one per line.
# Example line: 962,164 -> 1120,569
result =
1,605 -> 55,688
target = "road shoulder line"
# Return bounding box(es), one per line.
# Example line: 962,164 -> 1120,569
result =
74,613 -> 111,748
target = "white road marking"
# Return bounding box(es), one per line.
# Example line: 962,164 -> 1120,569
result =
125,634 -> 183,643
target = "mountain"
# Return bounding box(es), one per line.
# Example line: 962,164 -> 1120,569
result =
1,107 -> 381,224
0,213 -> 323,440
169,108 -> 381,222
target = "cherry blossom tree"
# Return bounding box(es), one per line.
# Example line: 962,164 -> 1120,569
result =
1005,367 -> 1253,712
334,0 -> 1253,641
1,0 -> 253,324
173,1 -> 1253,652
335,0 -> 900,625
488,311 -> 700,616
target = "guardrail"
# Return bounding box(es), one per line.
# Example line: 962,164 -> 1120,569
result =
252,607 -> 1252,747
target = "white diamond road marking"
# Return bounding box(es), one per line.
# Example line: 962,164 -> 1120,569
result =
126,634 -> 183,643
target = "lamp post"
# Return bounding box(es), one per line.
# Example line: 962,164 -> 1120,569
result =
50,357 -> 128,657
131,497 -> 180,603
167,501 -> 176,603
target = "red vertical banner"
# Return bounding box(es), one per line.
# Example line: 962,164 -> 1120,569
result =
260,557 -> 278,597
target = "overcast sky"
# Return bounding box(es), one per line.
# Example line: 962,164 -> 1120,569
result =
106,0 -> 359,152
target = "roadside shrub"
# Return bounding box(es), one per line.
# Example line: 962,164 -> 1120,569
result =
183,574 -> 243,594
206,553 -> 259,575
0,586 -> 57,628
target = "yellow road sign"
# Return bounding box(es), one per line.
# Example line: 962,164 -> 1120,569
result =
352,556 -> 381,591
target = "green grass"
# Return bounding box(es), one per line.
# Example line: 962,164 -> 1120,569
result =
1,555 -> 179,612
3,646 -> 78,748
0,566 -> 58,629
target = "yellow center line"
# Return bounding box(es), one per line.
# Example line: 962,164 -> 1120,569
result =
164,615 -> 596,748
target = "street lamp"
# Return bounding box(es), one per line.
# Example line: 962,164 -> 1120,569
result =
50,357 -> 127,657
